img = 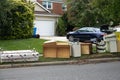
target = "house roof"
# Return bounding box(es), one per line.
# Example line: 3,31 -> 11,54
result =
34,1 -> 61,17
33,1 -> 51,13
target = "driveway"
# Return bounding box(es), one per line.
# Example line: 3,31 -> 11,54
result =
40,36 -> 68,42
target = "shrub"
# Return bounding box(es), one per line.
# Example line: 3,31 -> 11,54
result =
56,17 -> 66,36
0,0 -> 34,40
56,13 -> 74,36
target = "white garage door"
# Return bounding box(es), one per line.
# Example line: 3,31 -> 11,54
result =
34,20 -> 55,36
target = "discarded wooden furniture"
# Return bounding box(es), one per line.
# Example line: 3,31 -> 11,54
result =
43,41 -> 70,58
56,42 -> 70,58
43,41 -> 57,58
81,43 -> 92,54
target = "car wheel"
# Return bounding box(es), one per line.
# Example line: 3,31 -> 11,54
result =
68,36 -> 74,42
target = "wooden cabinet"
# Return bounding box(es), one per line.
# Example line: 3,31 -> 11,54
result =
43,41 -> 70,58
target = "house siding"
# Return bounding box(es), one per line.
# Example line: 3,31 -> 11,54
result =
52,2 -> 63,15
37,0 -> 42,4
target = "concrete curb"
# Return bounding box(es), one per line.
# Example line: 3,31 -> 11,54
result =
0,57 -> 120,69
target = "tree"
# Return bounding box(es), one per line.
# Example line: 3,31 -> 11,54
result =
109,0 -> 120,25
0,0 -> 34,40
67,0 -> 120,28
56,12 -> 74,36
67,0 -> 97,27
91,0 -> 113,25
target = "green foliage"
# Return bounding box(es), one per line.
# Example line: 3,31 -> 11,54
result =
67,0 -> 96,27
56,17 -> 66,36
91,0 -> 113,25
56,13 -> 73,36
56,13 -> 74,35
92,0 -> 120,26
108,0 -> 120,25
67,0 -> 120,27
0,0 -> 34,40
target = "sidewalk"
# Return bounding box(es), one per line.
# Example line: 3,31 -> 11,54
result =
0,57 -> 120,69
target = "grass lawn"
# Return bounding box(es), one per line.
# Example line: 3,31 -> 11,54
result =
0,38 -> 46,54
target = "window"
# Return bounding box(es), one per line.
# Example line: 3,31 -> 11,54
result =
62,3 -> 67,11
42,1 -> 53,9
42,1 -> 47,8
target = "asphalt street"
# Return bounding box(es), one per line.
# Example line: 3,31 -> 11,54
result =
0,61 -> 120,80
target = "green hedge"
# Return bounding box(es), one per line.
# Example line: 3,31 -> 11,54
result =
0,0 -> 34,40
56,13 -> 74,36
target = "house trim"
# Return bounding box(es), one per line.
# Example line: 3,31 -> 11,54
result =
33,1 -> 51,13
35,14 -> 61,17
39,0 -> 64,3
